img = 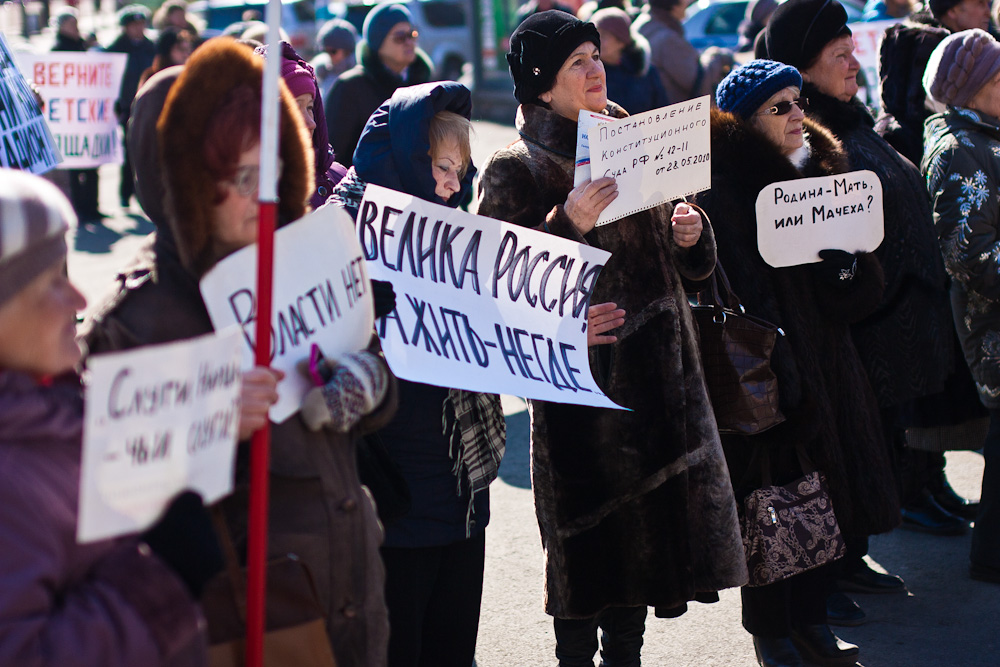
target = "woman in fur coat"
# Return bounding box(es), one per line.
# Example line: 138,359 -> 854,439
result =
82,41 -> 395,667
697,59 -> 892,667
477,10 -> 747,665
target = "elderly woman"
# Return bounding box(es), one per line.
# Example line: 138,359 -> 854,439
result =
83,40 -> 395,666
0,170 -> 215,665
696,58 -> 892,667
922,28 -> 1000,585
758,0 -> 953,614
477,10 -> 747,665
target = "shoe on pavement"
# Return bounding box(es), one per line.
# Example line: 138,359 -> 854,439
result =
970,562 -> 1000,584
827,591 -> 866,627
790,624 -> 859,667
932,478 -> 980,520
836,559 -> 905,594
753,635 -> 805,667
900,491 -> 968,536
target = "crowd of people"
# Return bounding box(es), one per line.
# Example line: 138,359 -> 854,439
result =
0,1 -> 997,666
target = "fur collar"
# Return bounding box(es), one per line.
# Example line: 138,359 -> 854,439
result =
158,39 -> 312,277
802,82 -> 875,135
516,101 -> 628,160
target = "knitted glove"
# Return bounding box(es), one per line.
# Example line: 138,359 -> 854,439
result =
372,280 -> 396,318
140,491 -> 223,598
299,351 -> 389,432
815,249 -> 859,288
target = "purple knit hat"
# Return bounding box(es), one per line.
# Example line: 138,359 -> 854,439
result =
924,29 -> 1000,109
0,169 -> 73,306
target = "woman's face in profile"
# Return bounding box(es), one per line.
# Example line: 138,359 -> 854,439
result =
752,86 -> 805,157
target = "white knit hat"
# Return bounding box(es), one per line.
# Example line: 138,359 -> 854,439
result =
0,168 -> 74,306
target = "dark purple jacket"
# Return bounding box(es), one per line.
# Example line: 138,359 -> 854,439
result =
0,371 -> 207,666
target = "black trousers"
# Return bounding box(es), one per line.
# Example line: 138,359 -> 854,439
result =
119,125 -> 135,205
381,532 -> 485,667
972,409 -> 1000,569
742,563 -> 831,637
67,168 -> 100,218
553,606 -> 647,667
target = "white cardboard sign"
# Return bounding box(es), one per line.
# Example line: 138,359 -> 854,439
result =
587,96 -> 712,226
79,330 -> 243,544
356,184 -> 623,410
574,109 -> 615,187
200,205 -> 375,423
16,51 -> 127,168
755,170 -> 885,268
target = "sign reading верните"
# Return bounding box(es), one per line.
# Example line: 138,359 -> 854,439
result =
0,34 -> 61,173
79,330 -> 243,544
16,51 -> 127,168
355,184 -> 623,410
755,170 -> 885,268
587,95 -> 711,226
199,205 -> 375,423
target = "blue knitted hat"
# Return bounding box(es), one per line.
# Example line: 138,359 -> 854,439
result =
363,3 -> 413,52
716,59 -> 802,120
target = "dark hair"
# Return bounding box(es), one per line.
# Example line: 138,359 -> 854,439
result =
203,84 -> 262,205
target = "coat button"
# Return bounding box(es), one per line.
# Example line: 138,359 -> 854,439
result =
340,498 -> 357,512
341,605 -> 357,619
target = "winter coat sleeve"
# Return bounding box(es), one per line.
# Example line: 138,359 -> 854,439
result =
926,142 -> 1000,298
477,149 -> 588,244
669,201 -> 716,281
0,462 -> 204,666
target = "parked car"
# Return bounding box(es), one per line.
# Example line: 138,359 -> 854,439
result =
683,0 -> 864,52
321,1 -> 473,82
187,0 -> 318,56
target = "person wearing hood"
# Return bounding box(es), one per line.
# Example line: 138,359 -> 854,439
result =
593,7 -> 670,113
257,41 -> 348,209
478,11 -> 747,664
696,58 -> 886,667
0,169 -> 218,666
328,80 -> 508,667
921,28 -> 1000,586
324,3 -> 434,169
757,0 -> 955,629
82,40 -> 396,666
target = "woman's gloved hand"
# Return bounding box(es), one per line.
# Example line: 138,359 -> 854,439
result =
297,351 -> 389,432
372,280 -> 396,318
140,491 -> 223,598
815,249 -> 859,287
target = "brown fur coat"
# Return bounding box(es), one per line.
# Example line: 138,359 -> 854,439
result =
477,103 -> 747,619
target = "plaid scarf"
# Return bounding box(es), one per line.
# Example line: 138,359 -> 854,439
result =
444,389 -> 506,537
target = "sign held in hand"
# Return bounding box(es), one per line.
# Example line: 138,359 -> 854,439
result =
587,96 -> 712,226
79,330 -> 243,544
0,34 -> 61,173
755,170 -> 885,268
200,205 -> 375,423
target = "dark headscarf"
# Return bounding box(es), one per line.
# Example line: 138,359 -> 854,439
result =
507,10 -> 601,105
756,0 -> 851,70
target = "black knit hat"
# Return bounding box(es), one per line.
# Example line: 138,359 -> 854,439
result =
757,0 -> 852,70
507,10 -> 601,105
928,0 -> 964,19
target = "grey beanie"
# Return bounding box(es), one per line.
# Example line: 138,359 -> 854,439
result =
0,169 -> 73,306
316,18 -> 358,53
924,29 -> 1000,108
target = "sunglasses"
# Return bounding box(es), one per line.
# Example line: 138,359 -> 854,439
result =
756,97 -> 809,116
390,29 -> 418,45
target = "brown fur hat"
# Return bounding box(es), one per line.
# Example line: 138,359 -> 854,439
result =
157,38 -> 313,275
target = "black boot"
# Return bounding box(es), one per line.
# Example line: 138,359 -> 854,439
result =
790,624 -> 859,667
901,490 -> 968,536
826,591 -> 866,627
753,636 -> 804,667
930,473 -> 980,520
836,559 -> 906,594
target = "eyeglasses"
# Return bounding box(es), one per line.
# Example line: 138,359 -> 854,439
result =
756,98 -> 809,116
389,29 -> 418,45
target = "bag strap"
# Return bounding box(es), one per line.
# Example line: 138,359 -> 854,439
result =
210,506 -> 249,624
759,442 -> 818,487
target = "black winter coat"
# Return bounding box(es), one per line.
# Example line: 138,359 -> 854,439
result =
804,83 -> 953,409
104,33 -> 155,124
694,110 -> 900,537
604,35 -> 671,115
323,43 -> 433,169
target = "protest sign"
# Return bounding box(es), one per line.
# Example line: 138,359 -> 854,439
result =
17,50 -> 127,168
574,109 -> 615,187
0,34 -> 61,173
79,330 -> 243,543
755,170 -> 885,268
200,205 -> 375,423
356,184 -> 623,410
587,96 -> 711,226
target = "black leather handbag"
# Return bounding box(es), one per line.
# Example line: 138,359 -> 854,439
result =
690,262 -> 786,435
